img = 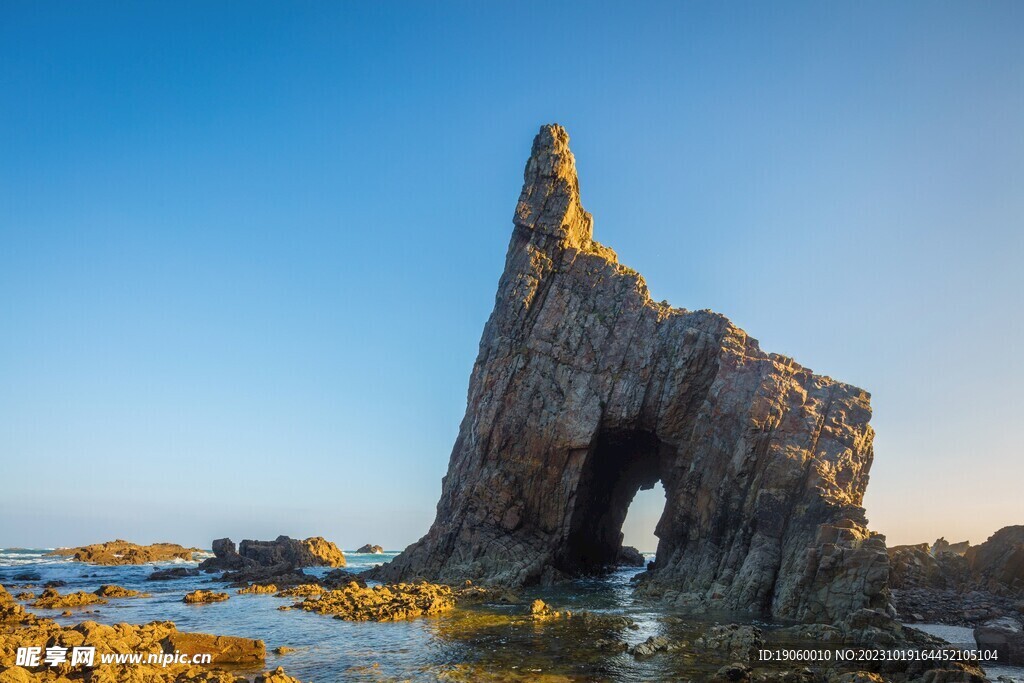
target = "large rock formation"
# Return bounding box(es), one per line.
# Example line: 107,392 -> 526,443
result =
375,124 -> 888,624
966,525 -> 1024,594
199,535 -> 345,571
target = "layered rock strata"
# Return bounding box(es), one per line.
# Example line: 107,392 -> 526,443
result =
375,124 -> 888,624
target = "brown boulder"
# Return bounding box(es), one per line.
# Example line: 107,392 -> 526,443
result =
183,590 -> 230,604
94,584 -> 144,598
31,587 -> 107,609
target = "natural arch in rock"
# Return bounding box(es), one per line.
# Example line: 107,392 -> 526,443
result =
374,124 -> 890,624
557,428 -> 663,575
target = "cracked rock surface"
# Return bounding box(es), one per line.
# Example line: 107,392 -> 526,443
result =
374,124 -> 889,624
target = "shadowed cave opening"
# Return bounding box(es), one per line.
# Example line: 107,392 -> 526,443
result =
558,429 -> 666,576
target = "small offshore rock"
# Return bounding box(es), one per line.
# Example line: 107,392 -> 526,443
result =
616,546 -> 646,567
183,589 -> 230,604
628,635 -> 682,657
31,587 -> 107,609
148,567 -> 201,581
356,544 -> 384,554
238,583 -> 279,594
46,539 -> 199,565
528,598 -> 567,620
200,535 -> 346,571
94,584 -> 144,598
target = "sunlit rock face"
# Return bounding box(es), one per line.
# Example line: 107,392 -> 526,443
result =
375,124 -> 889,624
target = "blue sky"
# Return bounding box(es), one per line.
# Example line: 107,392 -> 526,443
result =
1,2 -> 1021,551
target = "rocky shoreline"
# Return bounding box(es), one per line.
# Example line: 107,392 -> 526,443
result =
45,541 -> 200,566
0,584 -> 305,682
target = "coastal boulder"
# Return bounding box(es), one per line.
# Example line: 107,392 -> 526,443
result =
148,567 -> 200,580
974,616 -> 1024,666
183,589 -> 230,604
31,587 -> 106,609
357,544 -> 384,554
372,124 -> 887,625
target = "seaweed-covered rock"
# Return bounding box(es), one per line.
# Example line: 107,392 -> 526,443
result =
292,581 -> 454,621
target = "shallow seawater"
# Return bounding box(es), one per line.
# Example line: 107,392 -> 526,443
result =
4,549 -> 1022,682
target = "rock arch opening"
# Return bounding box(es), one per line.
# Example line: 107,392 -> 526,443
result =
622,481 -> 666,555
557,429 -> 667,576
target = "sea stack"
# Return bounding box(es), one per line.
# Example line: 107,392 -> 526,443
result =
375,124 -> 889,624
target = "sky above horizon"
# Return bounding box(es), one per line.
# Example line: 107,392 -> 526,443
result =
1,2 -> 1022,553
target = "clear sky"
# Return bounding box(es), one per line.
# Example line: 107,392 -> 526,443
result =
1,2 -> 1021,552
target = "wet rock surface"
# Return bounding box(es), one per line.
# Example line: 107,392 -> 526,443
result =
92,585 -> 143,599
146,567 -> 199,581
30,589 -> 105,610
374,123 -> 886,625
182,590 -> 229,604
45,541 -> 199,566
291,581 -> 455,622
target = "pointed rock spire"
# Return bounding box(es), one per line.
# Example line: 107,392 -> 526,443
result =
514,124 -> 594,249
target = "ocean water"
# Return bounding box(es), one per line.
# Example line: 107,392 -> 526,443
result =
3,549 -> 1023,682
